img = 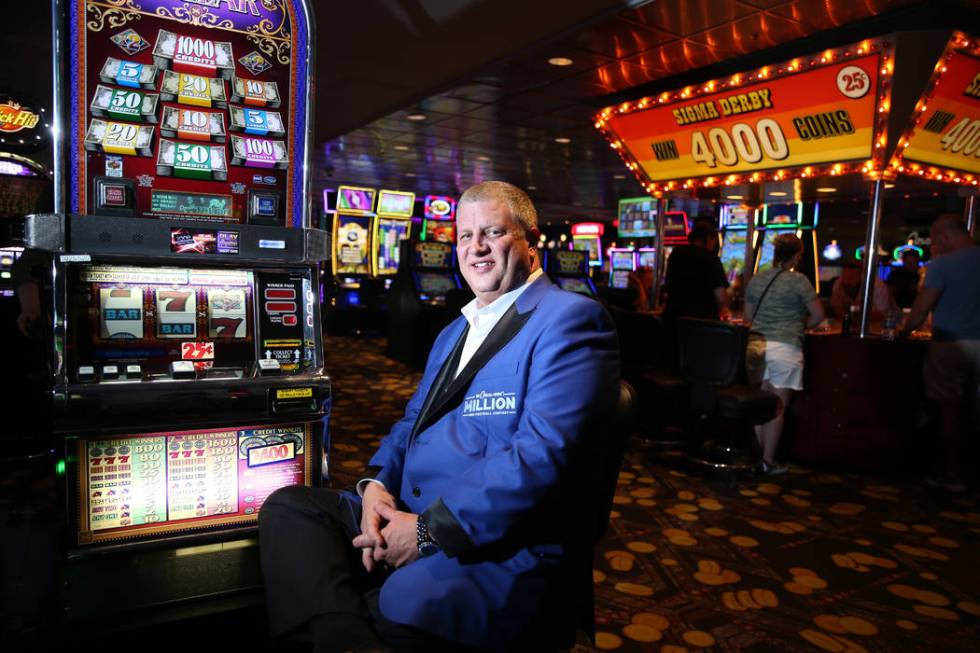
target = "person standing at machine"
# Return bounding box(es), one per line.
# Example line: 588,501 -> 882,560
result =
259,181 -> 620,652
899,214 -> 980,493
744,234 -> 826,475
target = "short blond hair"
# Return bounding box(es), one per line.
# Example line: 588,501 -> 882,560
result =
458,181 -> 538,236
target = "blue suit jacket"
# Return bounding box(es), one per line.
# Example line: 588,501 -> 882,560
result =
366,274 -> 620,650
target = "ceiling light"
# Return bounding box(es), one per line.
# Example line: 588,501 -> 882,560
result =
406,113 -> 426,121
554,137 -> 571,144
476,155 -> 491,161
884,183 -> 895,188
393,145 -> 409,151
726,194 -> 744,200
769,191 -> 788,197
548,57 -> 574,67
613,174 -> 626,179
405,172 -> 416,177
527,185 -> 537,190
816,187 -> 837,193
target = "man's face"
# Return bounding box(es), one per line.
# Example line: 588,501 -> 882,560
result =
456,199 -> 534,306
902,254 -> 920,271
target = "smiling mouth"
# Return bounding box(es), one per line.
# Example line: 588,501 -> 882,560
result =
472,261 -> 495,270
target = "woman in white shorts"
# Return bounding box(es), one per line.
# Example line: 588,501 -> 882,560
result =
744,234 -> 826,475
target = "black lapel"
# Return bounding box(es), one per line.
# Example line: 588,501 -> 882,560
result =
411,303 -> 536,439
409,325 -> 469,440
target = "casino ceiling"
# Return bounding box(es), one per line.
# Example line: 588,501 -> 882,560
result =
313,0 -> 980,221
4,0 -> 980,220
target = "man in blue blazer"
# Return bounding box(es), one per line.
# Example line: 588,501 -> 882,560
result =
260,181 -> 620,652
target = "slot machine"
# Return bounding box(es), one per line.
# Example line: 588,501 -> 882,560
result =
571,222 -> 604,270
403,240 -> 462,305
548,249 -> 597,297
608,248 -> 636,289
719,205 -> 754,310
719,205 -> 753,286
27,0 -> 330,625
386,239 -> 464,368
421,194 -> 457,243
332,184 -> 377,308
373,189 -> 414,282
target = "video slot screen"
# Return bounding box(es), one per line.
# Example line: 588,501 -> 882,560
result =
572,236 -> 600,266
722,206 -> 751,228
423,195 -> 456,221
377,190 -> 415,217
757,230 -> 780,272
610,250 -> 636,271
720,230 -> 748,284
73,423 -> 313,546
423,219 -> 456,243
637,250 -> 656,269
416,272 -> 457,300
617,197 -> 657,238
764,203 -> 800,227
333,214 -> 372,276
555,277 -> 593,296
74,265 -> 254,376
336,186 -> 376,214
415,241 -> 453,270
553,250 -> 587,275
376,218 -> 410,275
610,270 -> 631,289
662,211 -> 690,239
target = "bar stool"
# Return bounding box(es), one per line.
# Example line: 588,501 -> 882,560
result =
676,318 -> 778,479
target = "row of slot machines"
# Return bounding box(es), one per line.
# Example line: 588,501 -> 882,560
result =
329,189 -> 456,292
719,202 -> 821,292
19,0 -> 330,627
384,240 -> 600,367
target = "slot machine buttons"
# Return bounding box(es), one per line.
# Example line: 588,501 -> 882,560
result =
246,189 -> 281,226
78,366 -> 96,382
170,360 -> 196,380
93,176 -> 136,217
258,358 -> 281,376
125,364 -> 142,380
101,365 -> 120,380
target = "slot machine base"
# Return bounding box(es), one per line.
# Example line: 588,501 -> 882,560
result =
63,534 -> 264,626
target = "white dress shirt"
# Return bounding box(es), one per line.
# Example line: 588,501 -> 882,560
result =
455,268 -> 543,377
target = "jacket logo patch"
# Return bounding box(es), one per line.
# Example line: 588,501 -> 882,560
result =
463,390 -> 517,417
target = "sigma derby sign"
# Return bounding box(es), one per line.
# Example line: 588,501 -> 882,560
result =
596,40 -> 891,191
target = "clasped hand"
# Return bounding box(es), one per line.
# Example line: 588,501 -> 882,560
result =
352,483 -> 420,572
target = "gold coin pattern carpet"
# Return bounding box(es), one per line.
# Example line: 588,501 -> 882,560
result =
325,337 -> 980,653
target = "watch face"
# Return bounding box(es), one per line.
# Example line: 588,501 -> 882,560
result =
419,541 -> 439,557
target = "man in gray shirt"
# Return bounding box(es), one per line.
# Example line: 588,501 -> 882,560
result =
899,214 -> 980,492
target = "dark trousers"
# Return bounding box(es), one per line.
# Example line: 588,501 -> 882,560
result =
259,486 -> 463,653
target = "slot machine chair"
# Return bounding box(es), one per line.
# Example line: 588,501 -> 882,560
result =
608,307 -> 688,449
676,318 -> 777,481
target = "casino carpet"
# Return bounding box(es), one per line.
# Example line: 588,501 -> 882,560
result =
325,336 -> 980,653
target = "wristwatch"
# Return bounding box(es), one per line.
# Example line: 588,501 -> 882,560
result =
416,515 -> 439,557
